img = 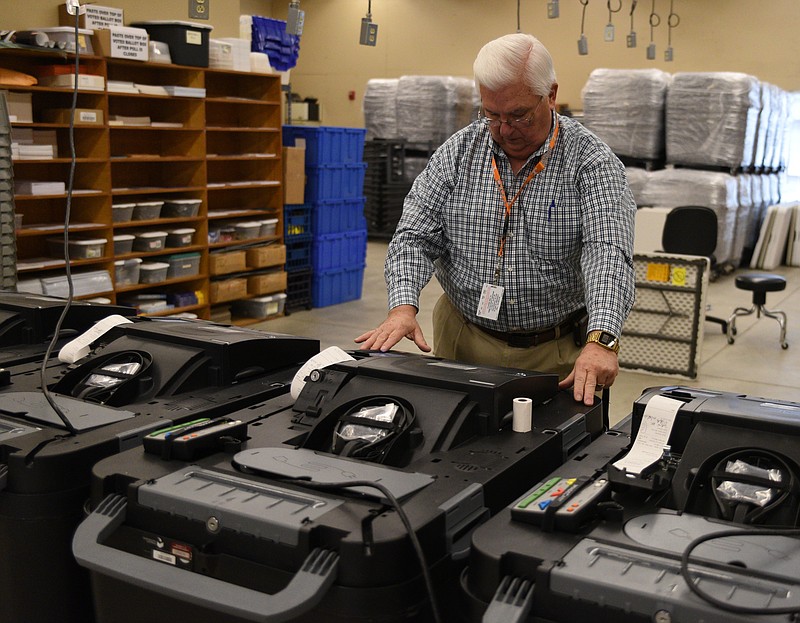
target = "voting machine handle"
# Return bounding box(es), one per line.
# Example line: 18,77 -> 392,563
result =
73,495 -> 339,622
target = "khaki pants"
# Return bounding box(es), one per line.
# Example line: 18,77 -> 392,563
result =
432,294 -> 581,381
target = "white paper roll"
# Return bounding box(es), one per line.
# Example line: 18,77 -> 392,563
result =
290,346 -> 355,399
512,397 -> 533,433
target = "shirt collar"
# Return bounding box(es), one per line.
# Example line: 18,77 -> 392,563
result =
489,110 -> 559,170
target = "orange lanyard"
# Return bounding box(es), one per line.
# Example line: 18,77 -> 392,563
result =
491,118 -> 560,260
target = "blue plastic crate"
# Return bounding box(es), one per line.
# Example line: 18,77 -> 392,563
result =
305,164 -> 367,202
284,204 -> 312,239
283,126 -> 367,164
285,236 -> 313,271
311,198 -> 367,234
312,265 -> 365,307
312,229 -> 367,272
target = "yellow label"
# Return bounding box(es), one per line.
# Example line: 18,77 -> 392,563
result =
671,266 -> 687,287
646,262 -> 670,282
186,30 -> 202,45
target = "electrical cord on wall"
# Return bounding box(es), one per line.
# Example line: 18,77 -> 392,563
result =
38,3 -> 81,436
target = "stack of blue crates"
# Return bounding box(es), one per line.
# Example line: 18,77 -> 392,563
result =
283,125 -> 368,308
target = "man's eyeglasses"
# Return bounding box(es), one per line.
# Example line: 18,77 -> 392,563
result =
479,96 -> 546,130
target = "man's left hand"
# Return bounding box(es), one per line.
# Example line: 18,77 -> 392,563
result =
558,342 -> 619,406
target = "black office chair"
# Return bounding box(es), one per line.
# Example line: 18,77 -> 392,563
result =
661,205 -> 728,334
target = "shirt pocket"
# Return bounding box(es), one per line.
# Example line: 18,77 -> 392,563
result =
524,191 -> 582,260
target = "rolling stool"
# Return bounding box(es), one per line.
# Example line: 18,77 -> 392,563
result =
726,273 -> 788,349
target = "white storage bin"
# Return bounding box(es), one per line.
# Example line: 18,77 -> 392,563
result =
161,198 -> 201,218
114,258 -> 143,286
47,237 -> 107,259
113,234 -> 135,255
259,218 -> 278,237
232,292 -> 287,318
138,261 -> 170,284
235,221 -> 262,240
132,200 -> 164,221
112,202 -> 135,222
133,231 -> 168,252
166,228 -> 195,248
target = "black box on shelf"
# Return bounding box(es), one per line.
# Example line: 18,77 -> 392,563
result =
130,21 -> 213,67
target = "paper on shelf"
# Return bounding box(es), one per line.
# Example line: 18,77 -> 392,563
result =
612,395 -> 682,475
290,346 -> 355,400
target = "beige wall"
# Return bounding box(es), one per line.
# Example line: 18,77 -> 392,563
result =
10,0 -> 274,38
14,0 -> 800,128
283,0 -> 800,127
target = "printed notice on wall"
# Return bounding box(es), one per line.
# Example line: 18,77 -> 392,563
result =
612,395 -> 682,475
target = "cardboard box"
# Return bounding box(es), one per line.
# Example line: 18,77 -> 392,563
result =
247,270 -> 287,296
209,278 -> 247,304
5,92 -> 32,123
59,4 -> 124,29
92,27 -> 149,61
246,244 -> 286,269
283,145 -> 306,204
42,108 -> 104,125
209,250 -> 247,276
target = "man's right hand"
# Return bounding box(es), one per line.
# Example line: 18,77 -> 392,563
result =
354,304 -> 431,353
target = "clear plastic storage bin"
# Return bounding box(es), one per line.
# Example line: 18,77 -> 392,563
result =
161,198 -> 201,218
112,203 -> 135,223
138,261 -> 170,284
166,252 -> 201,279
113,234 -> 135,255
133,231 -> 168,252
232,293 -> 287,318
132,201 -> 164,221
114,258 -> 142,286
47,237 -> 107,259
166,228 -> 195,248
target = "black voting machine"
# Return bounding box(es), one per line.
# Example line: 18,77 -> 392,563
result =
464,386 -> 800,623
0,296 -> 319,623
5,293 -> 800,623
72,351 -> 604,623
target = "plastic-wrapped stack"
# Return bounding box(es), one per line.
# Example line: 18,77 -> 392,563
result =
282,126 -> 368,308
624,166 -> 650,206
665,72 -> 761,170
638,168 -> 739,266
395,75 -> 476,147
732,174 -> 754,266
364,79 -> 399,141
582,69 -> 671,161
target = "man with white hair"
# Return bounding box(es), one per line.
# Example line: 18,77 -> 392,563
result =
356,33 -> 635,407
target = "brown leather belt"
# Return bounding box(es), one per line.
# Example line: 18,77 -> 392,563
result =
475,309 -> 587,349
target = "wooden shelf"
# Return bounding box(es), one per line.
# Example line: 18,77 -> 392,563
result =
4,50 -> 285,320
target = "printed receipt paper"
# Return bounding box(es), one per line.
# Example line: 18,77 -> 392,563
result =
612,395 -> 682,475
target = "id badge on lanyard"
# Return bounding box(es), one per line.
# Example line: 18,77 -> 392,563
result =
476,119 -> 560,322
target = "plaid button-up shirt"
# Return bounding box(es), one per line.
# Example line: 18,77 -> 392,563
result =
385,112 -> 635,336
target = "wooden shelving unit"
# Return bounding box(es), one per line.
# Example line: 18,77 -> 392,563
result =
2,47 -> 286,320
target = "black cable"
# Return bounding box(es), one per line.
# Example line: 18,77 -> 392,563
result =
517,0 -> 522,32
667,0 -> 680,46
680,526 -> 800,615
580,0 -> 590,34
38,4 -> 81,436
278,476 -> 443,623
648,0 -> 660,43
630,0 -> 638,30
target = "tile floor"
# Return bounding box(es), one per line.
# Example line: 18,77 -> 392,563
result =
258,241 -> 800,426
